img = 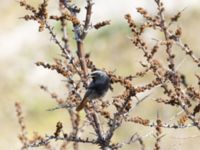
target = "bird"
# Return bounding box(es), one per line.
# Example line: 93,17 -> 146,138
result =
76,70 -> 110,111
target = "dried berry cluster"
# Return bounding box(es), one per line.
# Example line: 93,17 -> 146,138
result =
15,0 -> 200,149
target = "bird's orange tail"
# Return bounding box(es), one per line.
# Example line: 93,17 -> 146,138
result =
76,97 -> 88,111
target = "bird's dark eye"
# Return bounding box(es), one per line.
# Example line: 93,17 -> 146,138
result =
92,75 -> 96,79
92,74 -> 98,80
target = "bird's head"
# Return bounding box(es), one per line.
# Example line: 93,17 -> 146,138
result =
89,70 -> 109,82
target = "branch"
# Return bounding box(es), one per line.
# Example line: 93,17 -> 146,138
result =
155,0 -> 175,71
28,135 -> 97,148
114,133 -> 145,149
45,22 -> 72,60
81,0 -> 93,40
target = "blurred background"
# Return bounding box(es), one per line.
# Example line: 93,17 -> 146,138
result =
1,0 -> 200,149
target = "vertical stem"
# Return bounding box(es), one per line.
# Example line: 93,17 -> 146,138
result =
77,41 -> 88,79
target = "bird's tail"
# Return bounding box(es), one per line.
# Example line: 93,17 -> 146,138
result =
76,97 -> 89,111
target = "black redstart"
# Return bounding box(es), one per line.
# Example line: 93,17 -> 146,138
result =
76,70 -> 110,111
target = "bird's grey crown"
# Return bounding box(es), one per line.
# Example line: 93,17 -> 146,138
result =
90,70 -> 108,78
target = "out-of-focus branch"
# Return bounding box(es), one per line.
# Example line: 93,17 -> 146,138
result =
15,102 -> 28,150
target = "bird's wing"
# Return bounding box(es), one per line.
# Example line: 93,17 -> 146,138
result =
87,81 -> 105,91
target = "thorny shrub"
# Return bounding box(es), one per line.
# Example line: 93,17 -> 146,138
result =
15,0 -> 200,150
